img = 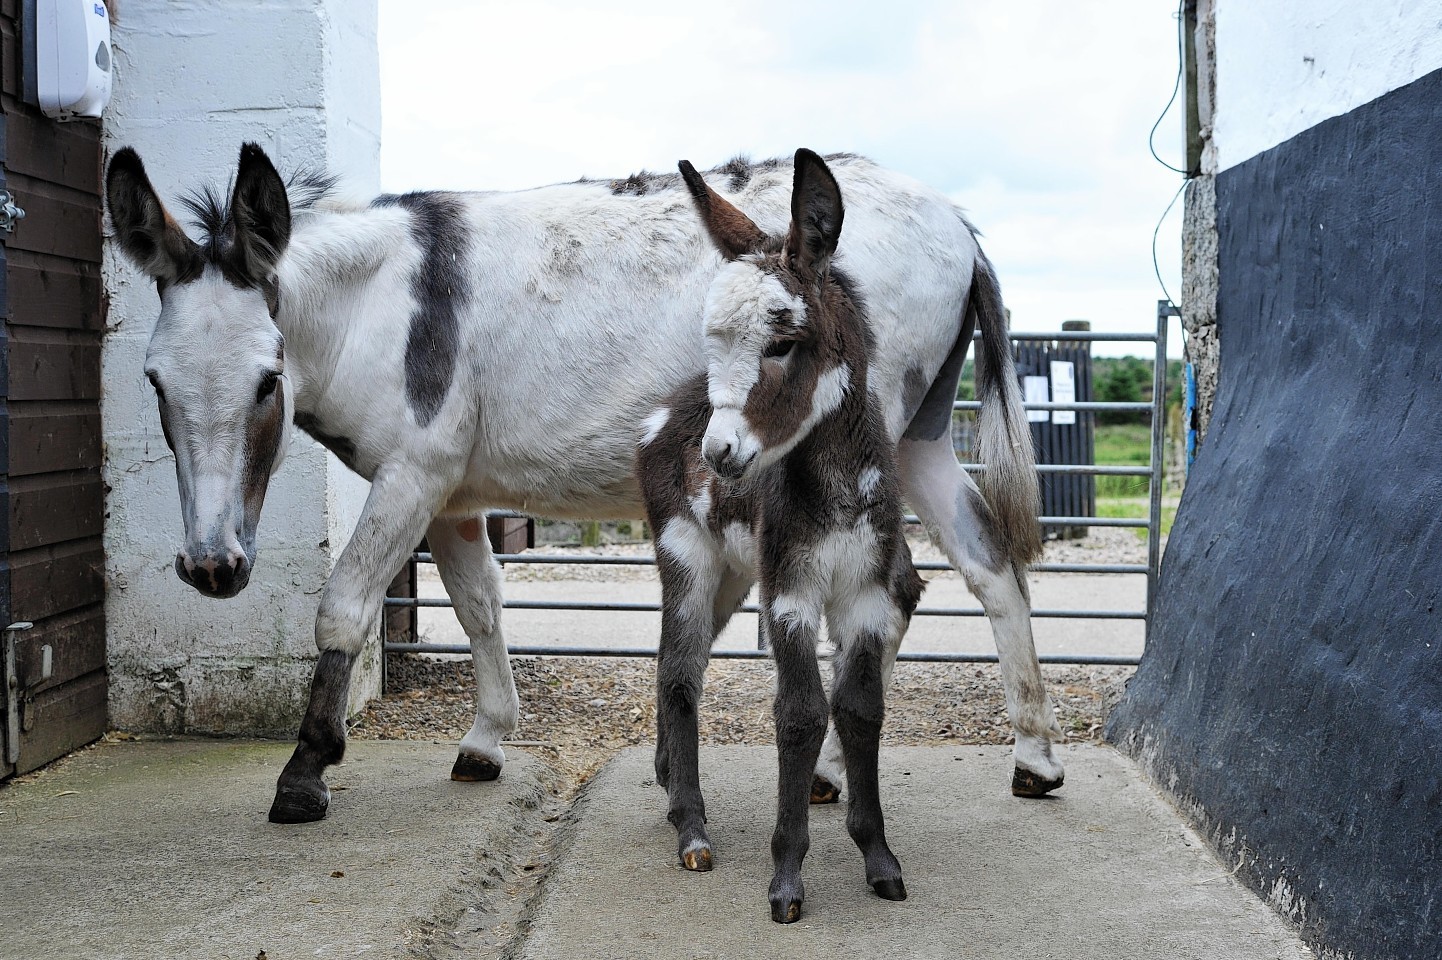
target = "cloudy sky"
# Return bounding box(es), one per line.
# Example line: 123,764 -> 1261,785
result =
378,1 -> 1186,357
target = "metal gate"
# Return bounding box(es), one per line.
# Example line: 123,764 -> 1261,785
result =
384,316 -> 1168,671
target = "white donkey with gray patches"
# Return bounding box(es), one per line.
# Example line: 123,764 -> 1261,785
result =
104,142 -> 1064,827
640,149 -> 922,922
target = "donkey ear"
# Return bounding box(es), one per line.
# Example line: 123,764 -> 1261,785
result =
678,159 -> 767,260
228,142 -> 292,282
106,147 -> 202,283
785,148 -> 844,280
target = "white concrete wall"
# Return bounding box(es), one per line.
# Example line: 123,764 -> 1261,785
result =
103,0 -> 380,734
1214,1 -> 1442,172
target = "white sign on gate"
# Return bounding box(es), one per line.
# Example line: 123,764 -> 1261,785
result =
1023,375 -> 1050,422
1050,361 -> 1076,425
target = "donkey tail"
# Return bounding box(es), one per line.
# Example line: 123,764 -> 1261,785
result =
971,253 -> 1043,569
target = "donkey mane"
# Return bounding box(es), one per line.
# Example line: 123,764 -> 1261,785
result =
600,151 -> 864,198
177,170 -> 342,263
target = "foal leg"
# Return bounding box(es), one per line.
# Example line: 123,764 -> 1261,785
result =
427,516 -> 520,782
898,435 -> 1065,796
766,592 -> 829,923
269,464 -> 447,823
815,548 -> 922,804
653,520 -> 727,870
829,607 -> 906,901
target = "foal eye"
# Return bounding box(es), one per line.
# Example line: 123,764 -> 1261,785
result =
256,372 -> 281,404
763,339 -> 795,359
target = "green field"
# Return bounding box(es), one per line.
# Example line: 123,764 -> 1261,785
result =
1092,423 -> 1176,538
1094,423 -> 1152,497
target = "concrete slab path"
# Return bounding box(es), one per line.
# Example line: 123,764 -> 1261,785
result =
1,740 -> 1311,960
0,739 -> 560,960
520,746 -> 1311,960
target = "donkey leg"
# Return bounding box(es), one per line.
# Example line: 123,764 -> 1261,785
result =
830,622 -> 906,901
269,465 -> 445,823
898,435 -> 1065,796
766,597 -> 829,924
427,516 -> 519,782
653,520 -> 729,871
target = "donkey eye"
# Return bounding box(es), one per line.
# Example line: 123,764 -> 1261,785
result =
763,339 -> 795,359
256,372 -> 281,404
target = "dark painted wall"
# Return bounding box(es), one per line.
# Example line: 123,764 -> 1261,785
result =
1108,68 -> 1442,960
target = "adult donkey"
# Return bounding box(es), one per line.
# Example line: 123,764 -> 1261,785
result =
105,143 -> 1065,824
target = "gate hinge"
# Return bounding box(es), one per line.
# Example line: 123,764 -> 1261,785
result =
0,190 -> 27,233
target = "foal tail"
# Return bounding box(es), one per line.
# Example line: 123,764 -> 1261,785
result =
971,252 -> 1043,569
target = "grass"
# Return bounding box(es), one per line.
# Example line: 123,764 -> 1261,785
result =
1097,496 -> 1178,541
1094,422 -> 1153,498
1090,422 -> 1177,539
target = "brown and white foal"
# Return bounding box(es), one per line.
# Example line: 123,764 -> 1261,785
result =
638,149 -> 923,923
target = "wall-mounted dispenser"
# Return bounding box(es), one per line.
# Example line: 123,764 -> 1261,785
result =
25,0 -> 112,120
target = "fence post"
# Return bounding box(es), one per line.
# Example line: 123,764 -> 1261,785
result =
1060,320 -> 1095,538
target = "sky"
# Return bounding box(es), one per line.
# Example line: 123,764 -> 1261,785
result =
378,1 -> 1187,357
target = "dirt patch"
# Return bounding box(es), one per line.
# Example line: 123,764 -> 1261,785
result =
351,656 -> 1133,789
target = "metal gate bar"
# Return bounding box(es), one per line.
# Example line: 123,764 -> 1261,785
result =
384,320 -> 1167,668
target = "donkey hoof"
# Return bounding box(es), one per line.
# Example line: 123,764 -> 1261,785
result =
770,897 -> 804,924
809,775 -> 841,804
451,753 -> 502,782
268,783 -> 330,824
870,876 -> 908,901
681,843 -> 714,872
1011,766 -> 1064,798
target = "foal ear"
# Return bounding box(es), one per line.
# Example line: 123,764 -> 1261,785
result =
228,142 -> 292,283
106,147 -> 202,283
678,159 -> 767,260
785,148 -> 844,280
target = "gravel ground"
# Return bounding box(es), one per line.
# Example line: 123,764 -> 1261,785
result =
352,529 -> 1144,789
351,656 -> 1134,788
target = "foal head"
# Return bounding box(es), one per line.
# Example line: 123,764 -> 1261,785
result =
107,144 -> 296,598
678,148 -> 853,481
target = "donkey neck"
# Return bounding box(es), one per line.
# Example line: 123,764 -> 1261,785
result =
273,203 -> 410,403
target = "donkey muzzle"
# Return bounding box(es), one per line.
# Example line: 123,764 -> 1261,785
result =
176,547 -> 252,598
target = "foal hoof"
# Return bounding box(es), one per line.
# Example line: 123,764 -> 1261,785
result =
681,843 -> 714,872
451,753 -> 502,782
810,775 -> 841,805
870,876 -> 908,901
1011,766 -> 1065,798
268,783 -> 331,824
770,898 -> 803,924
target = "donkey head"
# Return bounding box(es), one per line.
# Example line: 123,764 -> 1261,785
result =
679,148 -> 850,481
107,144 -> 295,598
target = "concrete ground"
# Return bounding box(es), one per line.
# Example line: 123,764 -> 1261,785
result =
0,739 -> 563,960
419,572 -> 1147,659
522,746 -> 1309,960
0,739 -> 1310,959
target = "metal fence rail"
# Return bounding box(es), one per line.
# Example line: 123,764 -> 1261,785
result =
384,316 -> 1168,669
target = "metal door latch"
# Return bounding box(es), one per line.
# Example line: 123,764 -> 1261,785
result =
0,190 -> 26,233
3,622 -> 34,766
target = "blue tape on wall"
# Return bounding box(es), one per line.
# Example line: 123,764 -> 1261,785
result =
1107,68 -> 1442,960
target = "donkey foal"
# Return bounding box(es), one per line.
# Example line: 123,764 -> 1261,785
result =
639,149 -> 923,923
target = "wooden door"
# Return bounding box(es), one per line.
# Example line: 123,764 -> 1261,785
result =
0,0 -> 106,779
